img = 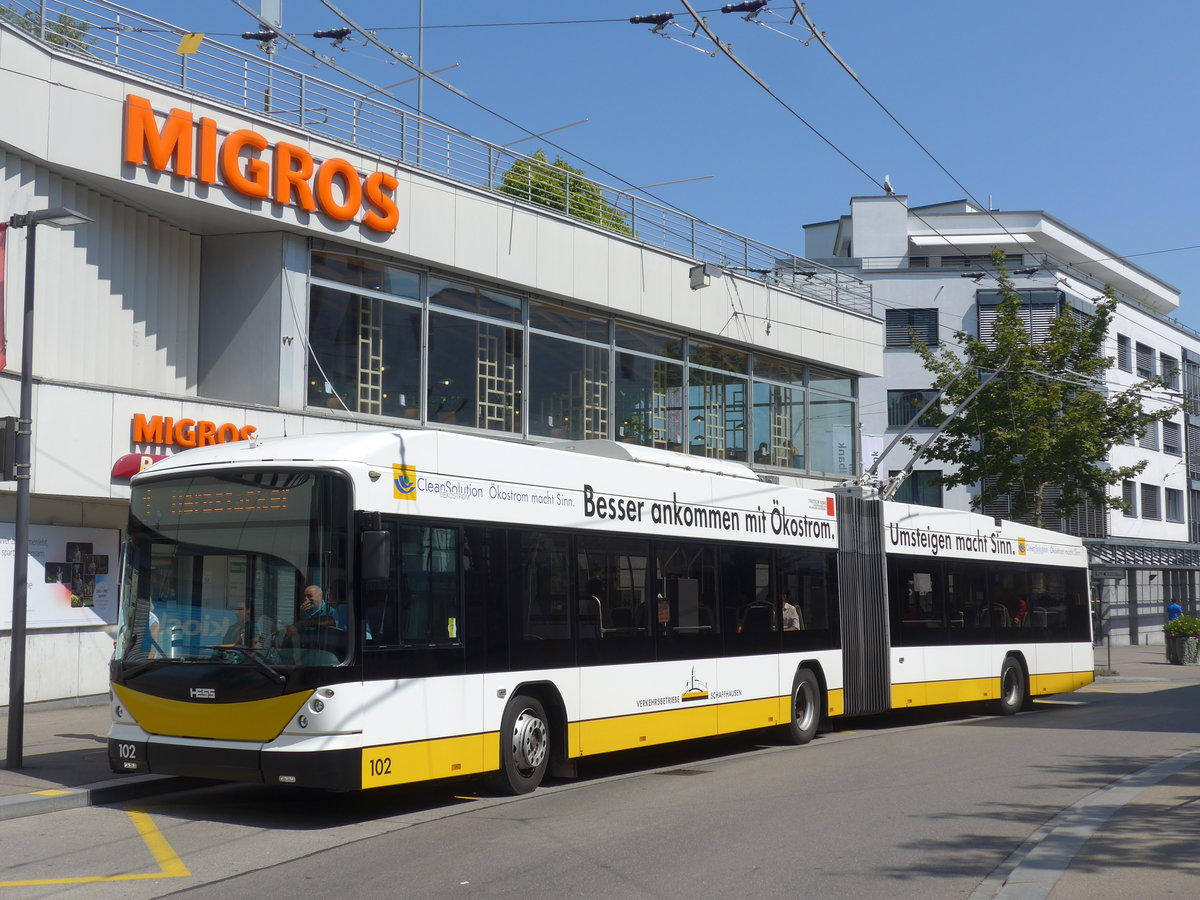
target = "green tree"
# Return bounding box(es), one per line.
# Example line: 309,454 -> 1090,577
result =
0,5 -> 95,54
908,249 -> 1175,527
497,149 -> 632,236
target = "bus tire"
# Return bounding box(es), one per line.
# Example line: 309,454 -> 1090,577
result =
996,657 -> 1025,716
783,668 -> 821,745
486,695 -> 550,795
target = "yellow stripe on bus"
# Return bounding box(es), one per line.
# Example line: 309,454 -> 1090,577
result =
1030,670 -> 1094,696
114,683 -> 311,741
362,733 -> 500,788
890,670 -> 1094,710
574,692 -> 841,756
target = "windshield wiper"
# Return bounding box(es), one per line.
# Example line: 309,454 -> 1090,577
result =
198,644 -> 287,685
118,631 -> 177,680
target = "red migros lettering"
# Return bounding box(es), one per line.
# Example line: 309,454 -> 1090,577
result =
122,94 -> 399,233
132,413 -> 257,448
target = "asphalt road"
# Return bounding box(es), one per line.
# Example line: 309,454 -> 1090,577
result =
3,680 -> 1198,899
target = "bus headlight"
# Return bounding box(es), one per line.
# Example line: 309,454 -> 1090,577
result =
310,698 -> 325,713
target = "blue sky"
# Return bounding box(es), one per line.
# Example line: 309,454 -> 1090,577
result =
129,1 -> 1200,331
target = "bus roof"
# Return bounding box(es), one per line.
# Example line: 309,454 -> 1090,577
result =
134,430 -> 765,482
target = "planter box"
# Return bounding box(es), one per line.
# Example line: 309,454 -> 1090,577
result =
1165,635 -> 1200,665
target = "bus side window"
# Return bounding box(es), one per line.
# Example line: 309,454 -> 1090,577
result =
398,524 -> 462,646
363,520 -> 398,647
519,532 -> 570,641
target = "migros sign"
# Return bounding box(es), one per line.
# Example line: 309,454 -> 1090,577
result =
122,94 -> 400,233
132,413 -> 257,448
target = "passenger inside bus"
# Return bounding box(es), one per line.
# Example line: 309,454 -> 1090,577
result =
780,590 -> 803,631
279,584 -> 342,662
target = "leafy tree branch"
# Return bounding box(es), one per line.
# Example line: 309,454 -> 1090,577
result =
907,249 -> 1176,527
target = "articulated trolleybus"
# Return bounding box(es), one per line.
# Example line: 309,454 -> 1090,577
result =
109,430 -> 1093,793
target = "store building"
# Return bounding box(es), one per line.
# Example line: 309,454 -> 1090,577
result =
806,196 -> 1198,645
0,5 -> 881,703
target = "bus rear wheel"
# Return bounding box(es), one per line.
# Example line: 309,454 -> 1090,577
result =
996,657 -> 1026,716
783,668 -> 821,745
487,695 -> 550,795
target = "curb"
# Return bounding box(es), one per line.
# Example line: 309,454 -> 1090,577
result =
0,775 -> 200,821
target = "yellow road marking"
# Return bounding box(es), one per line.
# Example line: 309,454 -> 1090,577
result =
0,809 -> 190,887
31,789 -> 72,797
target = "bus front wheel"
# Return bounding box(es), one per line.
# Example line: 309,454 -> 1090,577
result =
487,695 -> 550,795
996,657 -> 1026,716
783,668 -> 821,745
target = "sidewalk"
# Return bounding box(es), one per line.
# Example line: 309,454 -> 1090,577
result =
0,696 -> 191,819
1090,638 -> 1200,684
0,643 -> 1196,826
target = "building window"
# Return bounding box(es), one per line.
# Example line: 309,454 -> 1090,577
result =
1163,420 -> 1182,456
307,255 -> 422,417
887,390 -> 941,428
1160,354 -> 1179,390
1141,484 -> 1161,520
306,247 -> 858,476
1135,343 -> 1155,379
888,470 -> 943,507
428,278 -> 523,432
808,391 -> 856,478
688,340 -> 750,462
1116,334 -> 1131,373
1138,420 -> 1159,452
938,253 -> 1023,269
751,357 -> 805,469
1185,359 -> 1200,415
1122,480 -> 1137,517
528,302 -> 612,441
885,308 -> 937,348
1166,488 -> 1184,523
977,289 -> 1062,345
614,323 -> 684,451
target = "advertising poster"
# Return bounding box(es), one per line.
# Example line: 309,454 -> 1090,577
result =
0,524 -> 120,628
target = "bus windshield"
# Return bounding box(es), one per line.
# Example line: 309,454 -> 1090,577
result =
115,471 -> 351,669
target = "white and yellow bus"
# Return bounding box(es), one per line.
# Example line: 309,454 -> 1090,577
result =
108,430 -> 1093,793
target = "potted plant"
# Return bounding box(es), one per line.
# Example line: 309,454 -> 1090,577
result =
1164,614 -> 1200,666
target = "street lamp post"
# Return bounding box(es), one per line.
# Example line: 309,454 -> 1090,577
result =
4,206 -> 92,770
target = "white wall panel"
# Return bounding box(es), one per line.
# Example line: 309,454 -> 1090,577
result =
533,215 -> 575,300
571,228 -> 609,307
453,193 -> 499,276
495,206 -> 539,287
0,151 -> 201,396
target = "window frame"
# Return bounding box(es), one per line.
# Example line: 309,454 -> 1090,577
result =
885,308 -> 938,348
1116,334 -> 1132,373
1166,488 -> 1184,524
1122,480 -> 1137,517
1140,483 -> 1161,521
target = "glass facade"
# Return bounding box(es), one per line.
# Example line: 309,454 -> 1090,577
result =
306,248 -> 859,477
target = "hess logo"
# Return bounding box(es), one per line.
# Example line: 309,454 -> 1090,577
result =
189,687 -> 216,699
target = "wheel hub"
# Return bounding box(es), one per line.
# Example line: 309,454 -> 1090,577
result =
511,708 -> 548,772
794,682 -> 816,730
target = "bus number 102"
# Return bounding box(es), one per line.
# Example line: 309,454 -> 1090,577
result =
369,757 -> 393,778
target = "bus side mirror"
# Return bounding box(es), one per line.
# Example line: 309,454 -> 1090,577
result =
360,530 -> 391,582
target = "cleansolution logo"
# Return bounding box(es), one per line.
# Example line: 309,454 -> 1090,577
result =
393,464 -> 417,501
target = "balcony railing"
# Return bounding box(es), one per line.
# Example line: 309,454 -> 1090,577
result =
0,0 -> 873,316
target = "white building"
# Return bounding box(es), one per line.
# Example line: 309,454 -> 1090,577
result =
0,4 -> 881,703
806,196 -> 1199,646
